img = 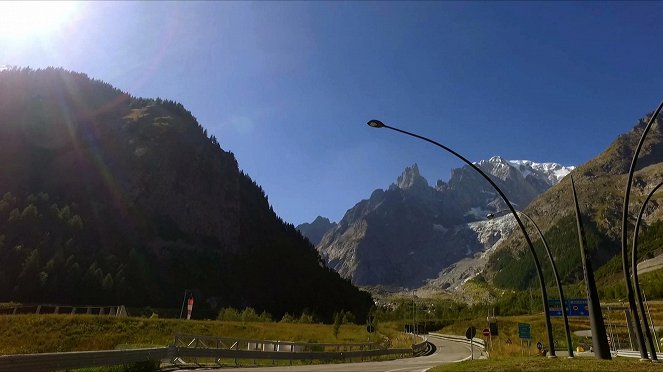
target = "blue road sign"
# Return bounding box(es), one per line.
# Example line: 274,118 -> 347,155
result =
518,323 -> 531,340
547,298 -> 589,317
547,299 -> 563,317
567,298 -> 589,317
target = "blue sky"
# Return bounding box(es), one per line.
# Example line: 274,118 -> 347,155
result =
2,1 -> 663,226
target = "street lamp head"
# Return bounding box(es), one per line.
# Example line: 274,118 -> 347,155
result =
486,213 -> 495,220
367,119 -> 385,128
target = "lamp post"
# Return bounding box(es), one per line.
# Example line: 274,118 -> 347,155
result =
179,289 -> 190,319
488,210 -> 573,357
367,119 -> 556,357
621,100 -> 663,360
631,180 -> 663,361
571,176 -> 611,359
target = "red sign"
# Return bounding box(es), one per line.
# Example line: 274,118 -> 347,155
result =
187,297 -> 194,320
482,328 -> 490,337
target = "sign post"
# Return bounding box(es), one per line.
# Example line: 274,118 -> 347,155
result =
466,326 -> 477,360
518,323 -> 532,356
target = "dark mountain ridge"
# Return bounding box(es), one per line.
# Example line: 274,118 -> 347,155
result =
296,216 -> 337,246
0,67 -> 372,321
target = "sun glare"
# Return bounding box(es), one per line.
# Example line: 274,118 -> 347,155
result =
0,1 -> 78,38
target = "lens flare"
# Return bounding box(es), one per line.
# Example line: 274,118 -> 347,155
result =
0,1 -> 78,38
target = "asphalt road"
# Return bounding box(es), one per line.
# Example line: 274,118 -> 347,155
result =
175,334 -> 483,372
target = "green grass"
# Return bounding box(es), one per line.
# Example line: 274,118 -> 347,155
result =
429,356 -> 663,371
0,314 -> 408,354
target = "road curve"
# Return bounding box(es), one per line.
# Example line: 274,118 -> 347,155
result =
178,334 -> 483,372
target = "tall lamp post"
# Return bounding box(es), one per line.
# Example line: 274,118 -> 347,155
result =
488,210 -> 573,357
179,289 -> 191,319
571,176 -> 611,359
621,100 -> 663,360
367,119 -> 557,357
631,180 -> 663,361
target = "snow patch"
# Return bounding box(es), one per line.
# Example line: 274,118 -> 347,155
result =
464,207 -> 491,220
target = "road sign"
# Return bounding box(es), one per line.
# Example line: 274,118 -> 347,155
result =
465,326 -> 477,340
489,322 -> 499,336
536,341 -> 543,350
548,298 -> 589,317
567,299 -> 589,317
547,299 -> 563,317
482,328 -> 490,337
518,323 -> 531,340
186,297 -> 194,320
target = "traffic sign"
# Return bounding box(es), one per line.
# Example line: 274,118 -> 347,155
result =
536,341 -> 543,350
518,323 -> 531,340
465,326 -> 477,340
548,298 -> 589,317
489,322 -> 498,336
482,328 -> 490,337
567,299 -> 589,317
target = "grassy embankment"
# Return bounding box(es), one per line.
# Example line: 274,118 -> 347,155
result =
0,314 -> 411,354
430,357 -> 663,372
432,301 -> 663,371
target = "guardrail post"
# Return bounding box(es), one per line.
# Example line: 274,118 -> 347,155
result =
234,340 -> 238,366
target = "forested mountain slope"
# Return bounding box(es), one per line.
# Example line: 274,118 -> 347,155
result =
0,67 -> 372,321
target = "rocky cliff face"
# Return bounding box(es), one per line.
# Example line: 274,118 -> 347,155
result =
315,159 -> 572,288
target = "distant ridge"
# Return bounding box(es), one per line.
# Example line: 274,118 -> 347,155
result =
310,157 -> 572,288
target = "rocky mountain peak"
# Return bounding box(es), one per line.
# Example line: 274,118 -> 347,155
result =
316,155 -> 574,289
296,216 -> 337,246
393,163 -> 429,190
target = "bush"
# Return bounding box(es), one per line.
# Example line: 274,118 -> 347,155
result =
217,307 -> 241,321
241,307 -> 260,323
280,313 -> 295,323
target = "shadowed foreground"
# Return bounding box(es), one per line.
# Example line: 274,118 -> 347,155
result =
431,356 -> 663,372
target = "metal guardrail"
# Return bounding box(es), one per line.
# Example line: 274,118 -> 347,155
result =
172,333 -> 411,364
0,304 -> 127,317
412,337 -> 429,356
0,347 -> 169,372
0,333 -> 418,371
173,333 -> 384,353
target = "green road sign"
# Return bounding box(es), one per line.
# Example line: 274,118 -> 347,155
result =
518,323 -> 531,340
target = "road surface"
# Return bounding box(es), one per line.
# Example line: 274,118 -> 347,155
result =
173,334 -> 483,372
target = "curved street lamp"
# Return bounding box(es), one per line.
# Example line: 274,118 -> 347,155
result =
631,180 -> 663,361
487,210 -> 573,357
621,100 -> 663,360
571,176 -> 611,359
367,119 -> 557,357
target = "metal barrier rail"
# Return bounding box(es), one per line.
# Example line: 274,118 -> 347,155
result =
0,335 -> 416,371
412,337 -> 429,356
173,333 -> 383,353
174,346 -> 412,361
0,347 -> 169,372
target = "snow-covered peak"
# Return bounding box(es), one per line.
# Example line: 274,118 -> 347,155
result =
473,156 -> 574,186
508,159 -> 575,185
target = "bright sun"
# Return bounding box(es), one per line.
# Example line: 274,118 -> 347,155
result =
0,1 -> 78,38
